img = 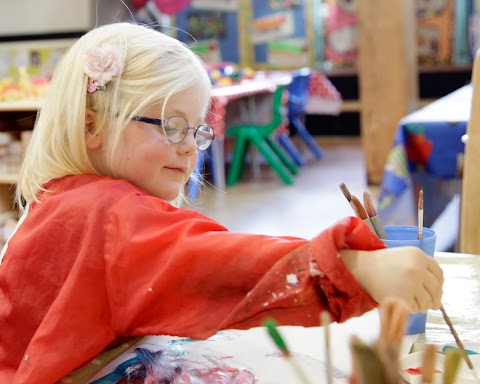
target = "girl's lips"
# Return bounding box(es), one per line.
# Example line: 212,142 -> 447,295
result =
165,167 -> 187,174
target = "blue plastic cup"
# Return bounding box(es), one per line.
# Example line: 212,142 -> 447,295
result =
383,225 -> 437,335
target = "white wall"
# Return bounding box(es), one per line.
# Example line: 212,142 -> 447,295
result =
0,0 -> 136,37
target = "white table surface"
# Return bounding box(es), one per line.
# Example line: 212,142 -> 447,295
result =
61,252 -> 479,384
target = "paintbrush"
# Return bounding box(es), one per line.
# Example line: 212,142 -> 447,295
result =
350,335 -> 389,384
421,344 -> 437,384
443,347 -> 462,384
377,297 -> 409,384
363,190 -> 388,239
440,306 -> 480,382
320,311 -> 333,384
417,189 -> 477,381
350,194 -> 378,235
264,319 -> 310,384
339,182 -> 359,217
417,190 -> 424,240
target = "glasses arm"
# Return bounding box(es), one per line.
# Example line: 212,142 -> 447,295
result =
132,116 -> 164,126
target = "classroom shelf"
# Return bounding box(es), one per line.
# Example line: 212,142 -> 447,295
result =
0,172 -> 18,184
0,100 -> 42,112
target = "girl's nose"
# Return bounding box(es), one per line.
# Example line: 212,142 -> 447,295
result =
178,129 -> 197,154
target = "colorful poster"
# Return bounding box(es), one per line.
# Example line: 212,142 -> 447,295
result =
186,10 -> 226,40
250,0 -> 313,68
416,0 -> 455,64
174,6 -> 240,63
324,0 -> 358,68
251,11 -> 295,44
267,37 -> 309,67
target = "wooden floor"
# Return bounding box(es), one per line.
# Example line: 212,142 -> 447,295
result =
191,137 -> 380,239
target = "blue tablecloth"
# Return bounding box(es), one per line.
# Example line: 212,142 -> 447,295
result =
378,85 -> 471,250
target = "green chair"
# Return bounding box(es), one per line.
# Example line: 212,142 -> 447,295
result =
226,84 -> 298,186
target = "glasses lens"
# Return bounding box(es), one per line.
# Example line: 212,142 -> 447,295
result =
164,116 -> 189,143
195,125 -> 215,150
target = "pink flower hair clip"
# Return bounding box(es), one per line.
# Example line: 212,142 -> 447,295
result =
84,45 -> 124,93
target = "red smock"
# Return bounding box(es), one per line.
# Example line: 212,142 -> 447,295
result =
0,174 -> 384,383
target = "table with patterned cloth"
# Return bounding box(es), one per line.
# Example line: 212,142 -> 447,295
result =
378,84 -> 470,251
208,70 -> 342,137
204,71 -> 342,190
205,73 -> 293,190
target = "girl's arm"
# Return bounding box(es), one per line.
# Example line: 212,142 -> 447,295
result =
105,195 -> 443,340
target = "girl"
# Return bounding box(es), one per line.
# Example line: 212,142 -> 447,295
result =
0,22 -> 443,383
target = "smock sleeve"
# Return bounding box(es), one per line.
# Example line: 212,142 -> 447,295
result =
105,195 -> 386,340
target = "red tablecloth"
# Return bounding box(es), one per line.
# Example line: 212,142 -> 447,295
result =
207,71 -> 342,137
208,74 -> 290,137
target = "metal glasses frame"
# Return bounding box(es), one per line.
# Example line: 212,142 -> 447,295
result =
132,115 -> 215,150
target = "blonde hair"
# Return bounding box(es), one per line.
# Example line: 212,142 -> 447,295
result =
16,22 -> 211,210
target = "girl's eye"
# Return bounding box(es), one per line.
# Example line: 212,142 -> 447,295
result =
164,127 -> 177,135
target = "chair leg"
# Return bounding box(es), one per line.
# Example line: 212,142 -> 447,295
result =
227,135 -> 249,186
251,134 -> 294,185
207,138 -> 226,191
188,149 -> 205,199
277,133 -> 305,167
266,137 -> 299,175
290,116 -> 323,159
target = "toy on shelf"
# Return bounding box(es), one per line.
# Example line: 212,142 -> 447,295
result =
0,67 -> 48,102
207,62 -> 256,86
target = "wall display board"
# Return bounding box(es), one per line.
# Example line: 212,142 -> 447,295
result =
321,0 -> 474,69
172,0 -> 321,69
248,0 -> 318,69
173,0 -> 241,64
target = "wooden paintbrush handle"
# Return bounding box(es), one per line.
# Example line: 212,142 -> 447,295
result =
440,306 -> 475,370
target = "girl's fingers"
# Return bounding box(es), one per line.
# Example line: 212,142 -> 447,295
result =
423,269 -> 443,310
426,257 -> 444,282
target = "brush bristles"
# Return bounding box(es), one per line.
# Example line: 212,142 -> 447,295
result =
363,191 -> 378,218
339,182 -> 352,202
417,189 -> 424,240
418,189 -> 424,210
351,195 -> 368,220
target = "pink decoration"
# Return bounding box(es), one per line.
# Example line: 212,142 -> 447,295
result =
153,0 -> 192,15
84,46 -> 124,89
87,82 -> 97,93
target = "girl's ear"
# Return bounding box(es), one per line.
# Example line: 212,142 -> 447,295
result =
85,109 -> 102,149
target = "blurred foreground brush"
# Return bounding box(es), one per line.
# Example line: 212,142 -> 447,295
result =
350,336 -> 389,384
421,344 -> 437,384
349,298 -> 410,384
443,348 -> 462,384
321,311 -> 333,384
264,319 -> 310,384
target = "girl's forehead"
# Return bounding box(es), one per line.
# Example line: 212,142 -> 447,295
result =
144,88 -> 210,119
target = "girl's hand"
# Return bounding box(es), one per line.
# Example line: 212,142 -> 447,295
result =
340,246 -> 444,313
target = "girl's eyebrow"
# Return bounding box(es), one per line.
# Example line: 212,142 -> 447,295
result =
168,109 -> 206,125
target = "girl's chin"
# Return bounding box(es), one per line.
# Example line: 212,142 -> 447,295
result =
153,186 -> 184,201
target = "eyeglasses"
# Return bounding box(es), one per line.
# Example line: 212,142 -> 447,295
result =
132,115 -> 215,150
